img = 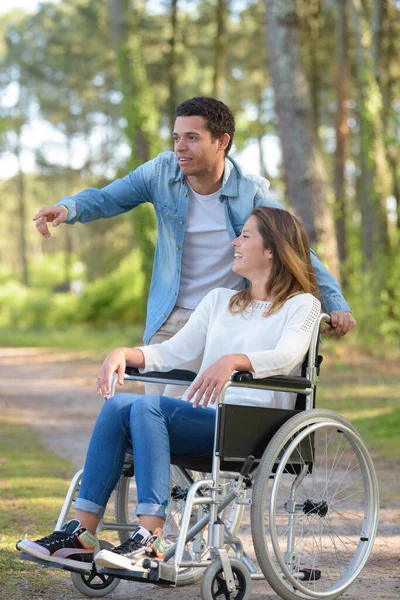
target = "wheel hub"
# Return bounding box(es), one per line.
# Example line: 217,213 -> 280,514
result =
303,498 -> 329,517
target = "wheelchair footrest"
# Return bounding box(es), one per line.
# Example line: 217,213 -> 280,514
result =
20,552 -> 92,574
98,560 -> 177,586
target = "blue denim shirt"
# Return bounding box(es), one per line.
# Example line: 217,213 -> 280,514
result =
57,151 -> 350,342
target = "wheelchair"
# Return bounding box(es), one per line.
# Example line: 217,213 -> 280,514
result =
20,312 -> 379,600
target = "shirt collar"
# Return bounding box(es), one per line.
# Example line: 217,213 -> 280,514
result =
172,154 -> 240,197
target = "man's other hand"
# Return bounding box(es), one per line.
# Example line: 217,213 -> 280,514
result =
324,311 -> 356,336
33,205 -> 68,238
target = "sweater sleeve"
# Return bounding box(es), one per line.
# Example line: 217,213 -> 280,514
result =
137,290 -> 216,373
245,295 -> 321,379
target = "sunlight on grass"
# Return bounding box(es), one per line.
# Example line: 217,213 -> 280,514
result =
317,339 -> 400,461
339,406 -> 395,420
0,324 -> 143,352
0,419 -> 78,597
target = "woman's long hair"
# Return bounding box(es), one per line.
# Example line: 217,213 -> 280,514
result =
229,207 -> 319,316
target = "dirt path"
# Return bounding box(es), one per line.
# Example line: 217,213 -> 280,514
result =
1,348 -> 399,600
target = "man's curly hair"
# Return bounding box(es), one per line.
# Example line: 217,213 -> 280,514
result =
176,97 -> 235,155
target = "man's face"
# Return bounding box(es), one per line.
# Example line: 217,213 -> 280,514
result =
173,116 -> 225,177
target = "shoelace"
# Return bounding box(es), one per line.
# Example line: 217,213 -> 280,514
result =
112,538 -> 144,555
37,531 -> 77,546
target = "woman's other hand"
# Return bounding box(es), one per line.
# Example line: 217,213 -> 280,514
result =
186,354 -> 252,409
96,348 -> 126,399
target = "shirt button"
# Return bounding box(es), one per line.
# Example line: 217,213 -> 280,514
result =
162,313 -> 166,318
174,292 -> 177,296
184,193 -> 188,197
179,220 -> 183,225
176,269 -> 180,273
176,246 -> 180,251
165,211 -> 169,216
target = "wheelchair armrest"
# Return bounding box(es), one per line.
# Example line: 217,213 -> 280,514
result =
231,371 -> 312,391
124,367 -> 197,385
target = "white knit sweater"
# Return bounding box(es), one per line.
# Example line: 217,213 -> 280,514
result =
139,288 -> 321,409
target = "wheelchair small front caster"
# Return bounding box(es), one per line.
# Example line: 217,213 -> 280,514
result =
201,558 -> 251,600
70,541 -> 120,598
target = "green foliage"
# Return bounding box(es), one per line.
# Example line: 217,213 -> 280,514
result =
78,248 -> 146,325
0,281 -> 80,329
344,247 -> 400,348
0,249 -> 145,330
28,251 -> 85,289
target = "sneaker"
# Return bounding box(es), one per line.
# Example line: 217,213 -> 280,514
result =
16,519 -> 97,571
95,525 -> 165,571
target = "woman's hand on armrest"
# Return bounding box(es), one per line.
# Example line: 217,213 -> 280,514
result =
187,354 -> 252,409
96,347 -> 145,399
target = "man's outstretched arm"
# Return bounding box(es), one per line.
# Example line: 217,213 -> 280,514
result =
33,158 -> 157,237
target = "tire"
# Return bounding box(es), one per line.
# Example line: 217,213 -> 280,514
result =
200,558 -> 251,600
251,409 -> 379,600
114,463 -> 244,586
70,541 -> 120,597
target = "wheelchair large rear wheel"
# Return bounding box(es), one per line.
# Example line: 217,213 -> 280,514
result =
114,464 -> 244,586
251,409 -> 379,600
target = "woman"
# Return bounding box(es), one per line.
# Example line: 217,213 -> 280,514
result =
17,207 -> 321,572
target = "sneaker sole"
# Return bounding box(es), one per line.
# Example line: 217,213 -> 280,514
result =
18,542 -> 93,572
95,551 -> 146,572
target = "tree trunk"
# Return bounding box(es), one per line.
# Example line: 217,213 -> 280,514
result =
109,0 -> 159,166
334,0 -> 350,268
213,0 -> 226,97
348,0 -> 390,262
168,0 -> 178,138
264,0 -> 340,280
256,93 -> 270,180
306,0 -> 321,129
378,0 -> 400,229
109,0 -> 159,302
371,0 -> 384,84
15,141 -> 29,287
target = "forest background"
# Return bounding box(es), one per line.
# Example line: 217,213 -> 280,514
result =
0,0 -> 399,352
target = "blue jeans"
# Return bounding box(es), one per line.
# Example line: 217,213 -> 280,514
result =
75,394 -> 216,519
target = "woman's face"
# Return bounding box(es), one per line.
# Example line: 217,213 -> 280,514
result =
231,215 -> 273,279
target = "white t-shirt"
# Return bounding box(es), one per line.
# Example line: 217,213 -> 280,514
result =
176,185 -> 244,309
139,289 -> 321,409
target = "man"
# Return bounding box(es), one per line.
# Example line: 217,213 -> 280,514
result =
34,97 -> 355,394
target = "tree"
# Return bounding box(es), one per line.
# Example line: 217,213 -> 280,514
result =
264,0 -> 340,279
378,0 -> 400,229
109,0 -> 160,300
348,0 -> 391,262
1,24 -> 31,285
213,0 -> 227,97
334,0 -> 350,267
168,0 -> 178,137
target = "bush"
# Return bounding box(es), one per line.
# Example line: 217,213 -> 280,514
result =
0,281 -> 79,329
78,249 -> 146,325
0,250 -> 146,330
345,254 -> 400,350
28,252 -> 85,290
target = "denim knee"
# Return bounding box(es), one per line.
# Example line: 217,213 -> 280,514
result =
99,393 -> 140,421
130,394 -> 161,421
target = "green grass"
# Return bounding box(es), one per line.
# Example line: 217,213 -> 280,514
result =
0,420 -> 77,598
318,339 -> 400,462
0,324 -> 143,352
